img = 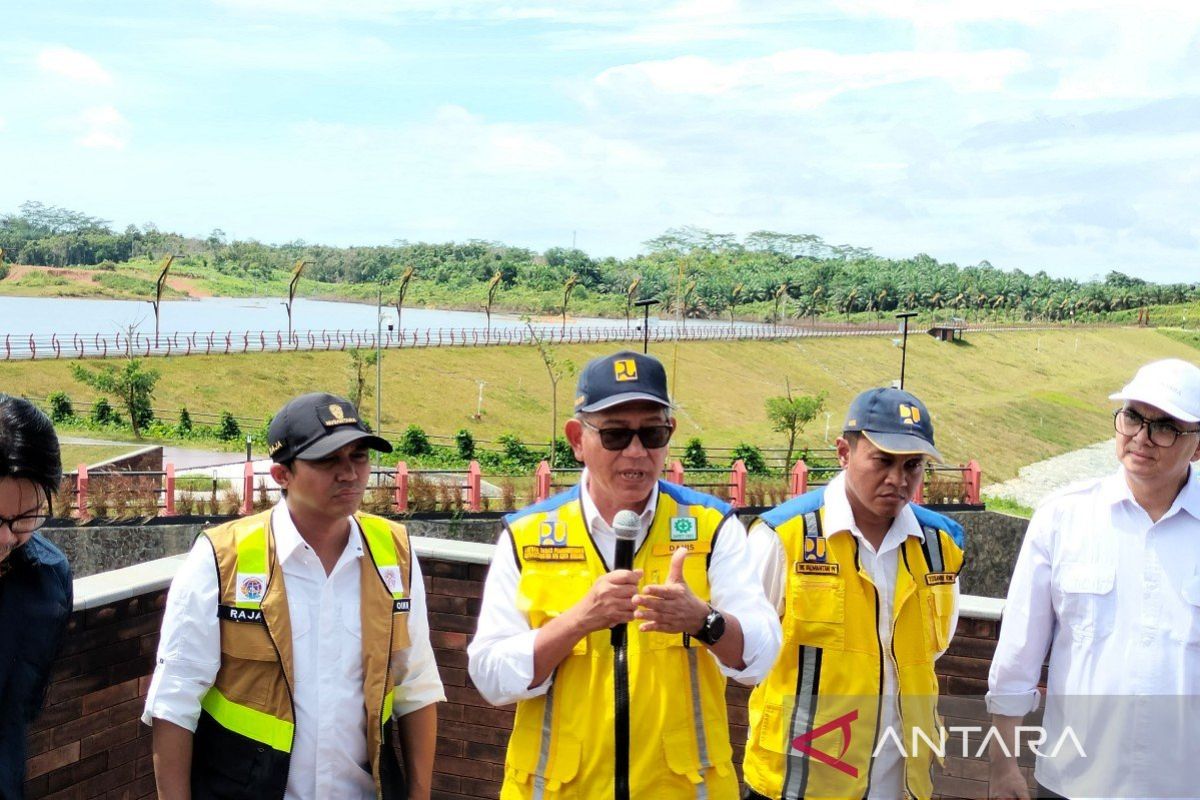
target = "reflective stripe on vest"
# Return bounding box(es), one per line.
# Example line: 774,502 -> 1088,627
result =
360,516 -> 408,609
200,686 -> 294,753
234,525 -> 268,609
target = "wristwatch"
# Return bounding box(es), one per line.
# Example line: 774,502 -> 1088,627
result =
693,605 -> 726,646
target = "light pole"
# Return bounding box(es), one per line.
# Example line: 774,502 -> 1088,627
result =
896,311 -> 917,389
375,287 -> 385,466
634,298 -> 659,354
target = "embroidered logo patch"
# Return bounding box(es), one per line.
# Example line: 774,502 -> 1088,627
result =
613,359 -> 638,382
236,574 -> 267,604
378,565 -> 403,594
803,536 -> 828,563
539,521 -> 567,547
670,516 -> 697,541
899,403 -> 921,425
925,572 -> 957,585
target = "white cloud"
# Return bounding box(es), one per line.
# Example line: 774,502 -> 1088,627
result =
36,46 -> 113,86
591,46 -> 1031,111
77,106 -> 131,150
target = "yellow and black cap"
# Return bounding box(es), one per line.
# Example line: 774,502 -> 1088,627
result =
575,350 -> 672,413
843,387 -> 942,463
267,392 -> 392,462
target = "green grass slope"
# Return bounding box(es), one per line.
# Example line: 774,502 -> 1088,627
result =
5,327 -> 1197,484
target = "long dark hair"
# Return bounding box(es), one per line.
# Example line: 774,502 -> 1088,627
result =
0,395 -> 63,515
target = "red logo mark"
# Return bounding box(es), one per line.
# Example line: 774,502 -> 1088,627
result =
790,709 -> 859,778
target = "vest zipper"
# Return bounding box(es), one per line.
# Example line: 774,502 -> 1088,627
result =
860,541 -> 883,800
378,605 -> 395,800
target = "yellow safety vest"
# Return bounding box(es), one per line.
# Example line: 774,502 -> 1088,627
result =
501,481 -> 739,800
743,490 -> 964,800
191,510 -> 413,800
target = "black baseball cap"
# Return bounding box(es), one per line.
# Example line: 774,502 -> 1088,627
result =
575,351 -> 672,413
267,392 -> 392,462
843,387 -> 943,463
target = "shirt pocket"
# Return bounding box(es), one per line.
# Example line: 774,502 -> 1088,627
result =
1171,576 -> 1200,646
340,602 -> 365,680
1056,563 -> 1116,641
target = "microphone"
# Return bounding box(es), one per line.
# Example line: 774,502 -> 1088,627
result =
612,509 -> 640,572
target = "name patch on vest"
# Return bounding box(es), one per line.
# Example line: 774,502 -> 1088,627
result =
523,545 -> 586,562
394,598 -> 411,613
218,605 -> 266,624
925,572 -> 957,585
794,561 -> 840,576
651,542 -> 712,556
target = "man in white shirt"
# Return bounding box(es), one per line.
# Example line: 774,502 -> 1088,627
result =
988,358 -> 1200,799
468,350 -> 780,799
143,392 -> 444,800
742,387 -> 965,800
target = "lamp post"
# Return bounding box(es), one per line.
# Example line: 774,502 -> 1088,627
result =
634,298 -> 659,354
376,287 -> 385,467
896,311 -> 917,389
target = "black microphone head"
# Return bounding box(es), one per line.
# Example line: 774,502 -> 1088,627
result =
612,509 -> 640,542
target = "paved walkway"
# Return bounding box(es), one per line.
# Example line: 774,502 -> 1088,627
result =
985,440 -> 1118,509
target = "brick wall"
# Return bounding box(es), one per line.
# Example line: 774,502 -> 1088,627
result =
26,555 -> 1021,800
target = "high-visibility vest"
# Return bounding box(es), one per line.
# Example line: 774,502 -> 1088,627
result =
191,510 -> 413,800
743,489 -> 964,800
500,481 -> 739,799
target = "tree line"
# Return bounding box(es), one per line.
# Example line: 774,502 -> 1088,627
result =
3,202 -> 1196,323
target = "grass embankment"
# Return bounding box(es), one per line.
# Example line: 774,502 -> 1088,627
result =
6,327 -> 1199,484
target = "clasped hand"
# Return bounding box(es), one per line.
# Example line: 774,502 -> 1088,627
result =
576,547 -> 708,636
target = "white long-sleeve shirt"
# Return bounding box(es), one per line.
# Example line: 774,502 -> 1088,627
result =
746,472 -> 960,800
142,501 -> 444,800
467,472 -> 782,707
987,467 -> 1200,799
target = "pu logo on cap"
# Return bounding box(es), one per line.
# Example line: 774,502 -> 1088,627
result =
899,404 -> 921,425
613,359 -> 638,382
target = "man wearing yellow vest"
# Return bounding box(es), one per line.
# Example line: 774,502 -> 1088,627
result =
469,350 -> 781,799
743,387 -> 964,800
143,392 -> 444,799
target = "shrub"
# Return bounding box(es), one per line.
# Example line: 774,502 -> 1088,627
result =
400,425 -> 433,457
732,442 -> 769,474
498,433 -> 538,468
90,397 -> 117,426
682,437 -> 709,469
217,410 -> 241,441
177,407 -> 193,434
48,391 -> 73,423
550,436 -> 576,466
454,428 -> 475,460
96,260 -> 118,271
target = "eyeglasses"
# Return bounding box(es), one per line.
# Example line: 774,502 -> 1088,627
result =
580,419 -> 673,451
1114,408 -> 1200,448
0,512 -> 49,536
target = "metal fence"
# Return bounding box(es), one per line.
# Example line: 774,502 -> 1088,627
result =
0,320 -> 1065,361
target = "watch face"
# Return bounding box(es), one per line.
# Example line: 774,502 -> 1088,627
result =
701,609 -> 725,645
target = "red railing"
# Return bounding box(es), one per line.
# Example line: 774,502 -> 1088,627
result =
61,456 -> 982,519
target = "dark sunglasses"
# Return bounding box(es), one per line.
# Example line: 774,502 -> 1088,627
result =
580,419 -> 673,451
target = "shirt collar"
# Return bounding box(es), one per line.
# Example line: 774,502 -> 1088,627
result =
821,471 -> 924,553
270,500 -> 364,563
1106,465 -> 1200,521
578,467 -> 658,533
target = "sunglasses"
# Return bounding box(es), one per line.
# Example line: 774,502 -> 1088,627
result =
580,419 -> 673,451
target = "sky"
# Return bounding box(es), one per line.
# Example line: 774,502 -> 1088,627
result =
2,1 -> 1198,283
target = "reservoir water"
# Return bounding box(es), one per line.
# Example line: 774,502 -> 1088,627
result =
0,295 -> 743,337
